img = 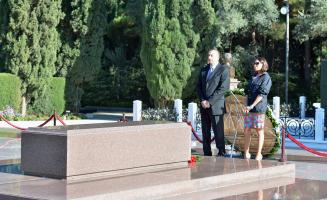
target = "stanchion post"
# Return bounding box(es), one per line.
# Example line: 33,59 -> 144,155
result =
280,125 -> 287,162
174,99 -> 183,122
299,96 -> 306,119
273,96 -> 280,120
53,111 -> 57,126
133,100 -> 142,121
315,108 -> 325,142
187,102 -> 197,127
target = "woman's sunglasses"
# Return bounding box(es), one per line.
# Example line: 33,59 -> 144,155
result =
253,61 -> 260,65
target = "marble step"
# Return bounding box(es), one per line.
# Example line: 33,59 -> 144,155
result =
0,157 -> 295,200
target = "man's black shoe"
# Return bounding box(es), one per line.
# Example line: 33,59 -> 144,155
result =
217,149 -> 226,157
217,152 -> 225,157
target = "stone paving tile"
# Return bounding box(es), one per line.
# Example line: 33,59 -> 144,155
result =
0,138 -> 21,161
291,161 -> 327,181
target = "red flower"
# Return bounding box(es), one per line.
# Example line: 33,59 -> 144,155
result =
188,155 -> 197,163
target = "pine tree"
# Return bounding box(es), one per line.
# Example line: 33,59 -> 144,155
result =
4,0 -> 63,114
183,0 -> 278,99
141,0 -> 199,107
294,0 -> 327,102
218,0 -> 278,36
295,0 -> 327,42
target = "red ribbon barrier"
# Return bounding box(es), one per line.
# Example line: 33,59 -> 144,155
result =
287,133 -> 327,157
37,114 -> 55,127
183,120 -> 215,144
0,113 -> 66,130
0,114 -> 27,130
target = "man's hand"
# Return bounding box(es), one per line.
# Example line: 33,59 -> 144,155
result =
201,100 -> 210,109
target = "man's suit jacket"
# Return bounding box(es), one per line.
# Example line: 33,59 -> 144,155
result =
197,64 -> 230,115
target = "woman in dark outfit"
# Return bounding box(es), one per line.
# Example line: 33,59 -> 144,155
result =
244,57 -> 272,160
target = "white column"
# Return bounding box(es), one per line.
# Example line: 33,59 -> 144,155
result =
299,96 -> 306,119
187,102 -> 197,128
133,100 -> 142,121
273,96 -> 280,120
315,108 -> 325,142
313,103 -> 321,109
174,99 -> 183,122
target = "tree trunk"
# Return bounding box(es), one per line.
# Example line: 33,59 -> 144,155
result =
304,40 -> 311,85
251,30 -> 256,44
304,0 -> 312,87
73,85 -> 83,113
21,96 -> 27,116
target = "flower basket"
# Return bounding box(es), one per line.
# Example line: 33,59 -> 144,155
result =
224,94 -> 280,156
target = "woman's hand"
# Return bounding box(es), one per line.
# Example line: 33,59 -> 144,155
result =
244,105 -> 254,113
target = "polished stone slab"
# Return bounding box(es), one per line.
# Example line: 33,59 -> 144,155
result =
167,177 -> 295,200
0,157 -> 295,200
21,121 -> 191,179
213,178 -> 327,200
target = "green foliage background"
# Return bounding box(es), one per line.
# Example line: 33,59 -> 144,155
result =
0,0 -> 326,114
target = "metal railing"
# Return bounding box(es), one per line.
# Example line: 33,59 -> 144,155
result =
278,117 -> 315,139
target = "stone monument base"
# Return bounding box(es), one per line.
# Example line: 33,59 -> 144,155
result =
21,121 -> 191,179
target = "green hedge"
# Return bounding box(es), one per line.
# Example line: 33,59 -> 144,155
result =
0,74 -> 66,115
0,73 -> 21,111
30,77 -> 66,115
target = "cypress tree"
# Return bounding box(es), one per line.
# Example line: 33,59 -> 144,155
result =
182,0 -> 217,99
4,0 -> 63,114
64,0 -> 113,111
141,0 -> 199,107
55,0 -> 79,77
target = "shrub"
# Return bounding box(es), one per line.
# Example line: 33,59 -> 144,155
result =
0,73 -> 21,111
29,77 -> 66,115
50,77 -> 66,114
142,107 -> 189,122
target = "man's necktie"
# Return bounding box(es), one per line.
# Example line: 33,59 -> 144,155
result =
207,67 -> 213,80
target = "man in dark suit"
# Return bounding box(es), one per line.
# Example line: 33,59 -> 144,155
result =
197,48 -> 230,156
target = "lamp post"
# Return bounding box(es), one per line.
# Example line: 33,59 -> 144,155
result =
281,0 -> 289,114
280,1 -> 289,162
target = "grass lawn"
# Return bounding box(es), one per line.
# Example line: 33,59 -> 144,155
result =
0,128 -> 21,138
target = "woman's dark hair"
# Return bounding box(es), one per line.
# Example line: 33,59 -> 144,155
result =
257,57 -> 269,72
